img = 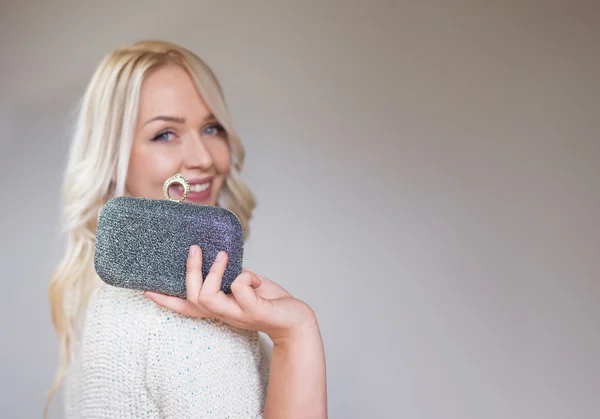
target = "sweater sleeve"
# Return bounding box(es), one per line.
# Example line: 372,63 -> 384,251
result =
145,309 -> 268,419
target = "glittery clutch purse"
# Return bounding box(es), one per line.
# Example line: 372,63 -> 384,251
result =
94,174 -> 244,297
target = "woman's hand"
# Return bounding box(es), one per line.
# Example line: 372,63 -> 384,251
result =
144,245 -> 317,344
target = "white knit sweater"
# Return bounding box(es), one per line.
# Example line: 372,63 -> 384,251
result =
64,282 -> 271,418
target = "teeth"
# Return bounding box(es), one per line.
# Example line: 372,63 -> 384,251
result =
190,182 -> 210,193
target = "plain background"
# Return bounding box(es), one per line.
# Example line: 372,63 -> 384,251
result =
1,1 -> 599,418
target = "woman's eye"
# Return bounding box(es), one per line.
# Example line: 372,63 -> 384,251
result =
151,131 -> 175,142
202,123 -> 225,137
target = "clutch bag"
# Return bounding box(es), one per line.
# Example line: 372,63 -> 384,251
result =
93,174 -> 244,297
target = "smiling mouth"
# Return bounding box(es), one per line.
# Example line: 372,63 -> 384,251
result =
170,179 -> 213,202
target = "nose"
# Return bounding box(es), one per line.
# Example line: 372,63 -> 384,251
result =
181,132 -> 213,170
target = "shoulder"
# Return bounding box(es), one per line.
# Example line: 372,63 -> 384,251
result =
81,283 -> 261,349
70,283 -> 162,370
68,283 -> 270,417
79,282 -> 161,340
64,283 -> 163,415
81,282 -> 267,367
81,282 -> 265,349
86,281 -> 157,317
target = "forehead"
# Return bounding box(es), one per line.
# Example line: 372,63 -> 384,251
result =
137,63 -> 210,121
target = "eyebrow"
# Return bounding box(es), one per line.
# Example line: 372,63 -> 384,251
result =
143,113 -> 217,126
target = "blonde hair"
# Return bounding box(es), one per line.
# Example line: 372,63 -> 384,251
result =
44,40 -> 256,416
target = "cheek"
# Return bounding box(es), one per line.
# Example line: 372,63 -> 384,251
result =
210,140 -> 231,174
126,144 -> 178,197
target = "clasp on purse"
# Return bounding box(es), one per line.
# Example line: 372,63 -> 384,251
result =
163,173 -> 190,202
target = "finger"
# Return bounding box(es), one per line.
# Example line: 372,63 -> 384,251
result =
241,268 -> 265,290
144,291 -> 193,316
241,268 -> 266,283
250,276 -> 262,289
241,268 -> 265,287
186,245 -> 203,302
201,250 -> 228,295
231,272 -> 263,314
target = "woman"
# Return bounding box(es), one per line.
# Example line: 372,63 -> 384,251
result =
45,40 -> 327,418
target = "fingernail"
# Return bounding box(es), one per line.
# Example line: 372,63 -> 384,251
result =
190,245 -> 198,256
216,251 -> 225,261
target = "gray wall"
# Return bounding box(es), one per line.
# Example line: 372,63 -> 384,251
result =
1,1 -> 598,418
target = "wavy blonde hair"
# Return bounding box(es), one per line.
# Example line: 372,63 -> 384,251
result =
44,40 -> 256,417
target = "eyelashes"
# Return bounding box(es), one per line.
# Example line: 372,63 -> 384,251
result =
150,123 -> 226,142
151,131 -> 175,142
202,123 -> 226,137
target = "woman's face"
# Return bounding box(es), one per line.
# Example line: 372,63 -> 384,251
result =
125,63 -> 230,206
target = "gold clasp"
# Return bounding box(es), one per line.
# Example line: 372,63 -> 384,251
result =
163,173 -> 190,202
